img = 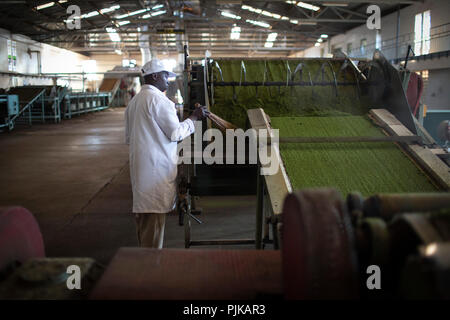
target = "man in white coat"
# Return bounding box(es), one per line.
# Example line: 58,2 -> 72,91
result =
125,59 -> 208,248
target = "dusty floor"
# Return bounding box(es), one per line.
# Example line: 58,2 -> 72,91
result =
0,108 -> 258,265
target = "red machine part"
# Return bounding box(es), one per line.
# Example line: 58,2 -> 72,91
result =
281,188 -> 359,299
406,72 -> 424,117
0,207 -> 45,272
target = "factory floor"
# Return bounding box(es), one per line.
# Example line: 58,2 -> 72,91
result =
0,108 -> 258,266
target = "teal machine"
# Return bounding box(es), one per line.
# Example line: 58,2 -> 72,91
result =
0,95 -> 19,131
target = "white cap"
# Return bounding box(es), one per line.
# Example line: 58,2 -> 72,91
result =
141,59 -> 176,77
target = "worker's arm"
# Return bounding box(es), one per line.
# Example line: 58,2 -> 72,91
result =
154,99 -> 206,142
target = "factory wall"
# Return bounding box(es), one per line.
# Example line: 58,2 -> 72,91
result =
0,28 -> 90,91
89,53 -> 142,74
294,0 -> 450,61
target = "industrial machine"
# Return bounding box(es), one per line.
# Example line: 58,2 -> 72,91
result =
179,49 -> 450,249
1,87 -> 47,129
63,91 -> 111,119
0,81 -> 119,132
0,94 -> 19,131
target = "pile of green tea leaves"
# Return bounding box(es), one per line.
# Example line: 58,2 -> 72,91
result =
271,116 -> 438,196
210,59 -> 371,128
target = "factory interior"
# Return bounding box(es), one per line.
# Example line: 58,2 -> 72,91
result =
0,0 -> 450,303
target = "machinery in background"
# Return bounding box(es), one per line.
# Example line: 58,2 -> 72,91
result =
101,66 -> 142,108
63,90 -> 110,119
3,87 -> 47,129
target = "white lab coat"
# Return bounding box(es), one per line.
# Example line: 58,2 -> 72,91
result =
125,84 -> 194,213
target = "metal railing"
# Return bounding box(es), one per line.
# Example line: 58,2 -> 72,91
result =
345,22 -> 450,62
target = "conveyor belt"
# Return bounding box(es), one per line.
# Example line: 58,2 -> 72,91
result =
8,87 -> 45,111
271,115 -> 438,196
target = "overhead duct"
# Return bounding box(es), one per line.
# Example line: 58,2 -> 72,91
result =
139,25 -> 151,65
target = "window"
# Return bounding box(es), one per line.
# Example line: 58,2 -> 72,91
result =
82,60 -> 98,81
347,43 -> 353,55
360,39 -> 367,55
415,10 -> 431,55
376,31 -> 382,50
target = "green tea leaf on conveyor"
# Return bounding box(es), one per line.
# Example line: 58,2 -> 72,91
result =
210,59 -> 370,128
271,116 -> 438,196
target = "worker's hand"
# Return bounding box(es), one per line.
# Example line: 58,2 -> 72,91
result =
190,103 -> 210,121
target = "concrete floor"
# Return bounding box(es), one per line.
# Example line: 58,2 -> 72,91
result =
0,108 -> 258,265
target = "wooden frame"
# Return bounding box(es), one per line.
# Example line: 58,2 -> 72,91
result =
247,108 -> 292,249
370,109 -> 450,190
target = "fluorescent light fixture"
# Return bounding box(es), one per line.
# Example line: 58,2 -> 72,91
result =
81,11 -> 99,19
315,42 -> 321,47
100,5 -> 120,14
221,11 -> 241,20
267,32 -> 277,42
118,20 -> 130,26
290,19 -> 299,24
142,14 -> 151,19
117,9 -> 149,19
36,2 -> 55,10
300,21 -> 317,25
241,5 -> 283,20
152,4 -> 164,10
317,38 -> 323,43
230,26 -> 241,40
264,32 -> 277,48
297,2 -> 320,11
323,2 -> 348,6
246,19 -> 271,28
128,9 -> 148,16
321,34 -> 329,38
115,49 -> 122,55
106,28 -> 121,42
